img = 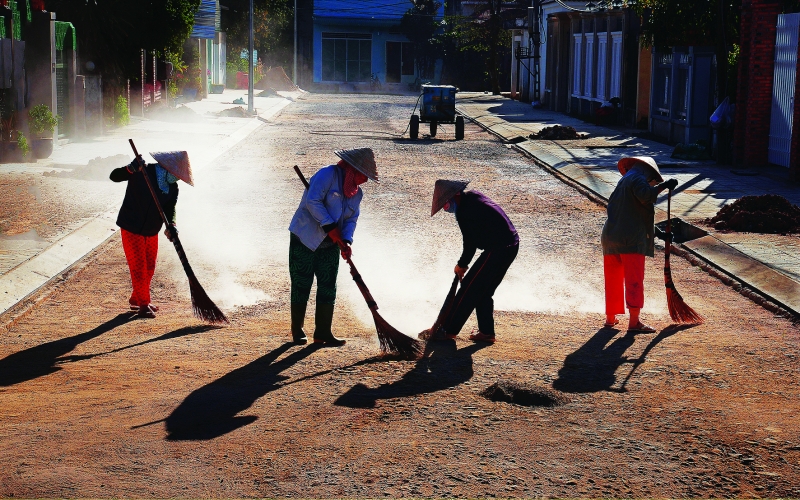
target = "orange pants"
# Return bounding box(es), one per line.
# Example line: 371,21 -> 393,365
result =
603,253 -> 645,316
121,229 -> 158,308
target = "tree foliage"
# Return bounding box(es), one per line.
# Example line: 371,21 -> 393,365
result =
399,0 -> 442,80
220,0 -> 293,67
634,0 -> 741,98
436,1 -> 519,93
44,0 -> 201,80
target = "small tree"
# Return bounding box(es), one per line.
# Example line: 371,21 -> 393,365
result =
399,0 -> 442,81
28,104 -> 58,137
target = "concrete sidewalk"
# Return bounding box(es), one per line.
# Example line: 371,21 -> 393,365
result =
0,89 -> 298,317
457,92 -> 800,316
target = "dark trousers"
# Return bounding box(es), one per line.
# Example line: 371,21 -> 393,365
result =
442,242 -> 519,337
289,234 -> 340,305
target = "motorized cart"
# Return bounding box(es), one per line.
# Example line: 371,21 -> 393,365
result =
409,84 -> 465,140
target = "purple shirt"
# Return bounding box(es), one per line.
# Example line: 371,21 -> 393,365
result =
455,190 -> 519,267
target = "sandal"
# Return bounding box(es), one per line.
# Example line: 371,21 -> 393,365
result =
469,331 -> 496,344
603,319 -> 620,328
628,322 -> 656,333
137,304 -> 157,319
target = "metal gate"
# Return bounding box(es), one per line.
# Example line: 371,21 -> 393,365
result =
768,13 -> 800,167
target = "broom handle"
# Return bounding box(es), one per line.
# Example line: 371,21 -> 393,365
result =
128,139 -> 196,281
293,165 -> 379,310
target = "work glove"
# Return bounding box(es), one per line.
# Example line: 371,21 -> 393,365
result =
340,243 -> 352,260
657,178 -> 679,192
127,156 -> 145,174
164,224 -> 178,242
327,226 -> 344,245
454,264 -> 468,281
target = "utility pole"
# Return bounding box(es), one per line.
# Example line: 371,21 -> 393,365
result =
248,0 -> 254,114
293,0 -> 298,85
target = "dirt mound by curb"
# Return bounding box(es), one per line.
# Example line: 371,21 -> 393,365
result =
254,66 -> 299,92
706,194 -> 800,233
529,125 -> 587,140
480,381 -> 568,407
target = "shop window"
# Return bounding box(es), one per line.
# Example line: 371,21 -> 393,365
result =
322,33 -> 371,82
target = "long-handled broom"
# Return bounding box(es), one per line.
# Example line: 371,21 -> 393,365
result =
128,139 -> 228,324
664,188 -> 703,324
419,274 -> 459,340
294,165 -> 423,358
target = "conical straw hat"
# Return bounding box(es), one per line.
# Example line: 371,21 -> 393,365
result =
431,179 -> 469,216
617,156 -> 663,183
151,151 -> 194,186
334,148 -> 378,183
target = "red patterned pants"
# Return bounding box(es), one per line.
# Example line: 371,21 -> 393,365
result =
121,229 -> 158,308
603,253 -> 645,316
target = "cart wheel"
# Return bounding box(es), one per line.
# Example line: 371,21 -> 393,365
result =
455,115 -> 465,140
430,120 -> 437,138
410,115 -> 419,140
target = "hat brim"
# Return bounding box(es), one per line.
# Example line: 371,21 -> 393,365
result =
431,180 -> 469,216
617,156 -> 663,183
151,151 -> 195,186
335,150 -> 379,183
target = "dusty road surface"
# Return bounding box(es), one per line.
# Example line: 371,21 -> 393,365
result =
1,93 -> 798,498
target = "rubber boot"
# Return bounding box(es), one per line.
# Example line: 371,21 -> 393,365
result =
313,303 -> 346,346
290,302 -> 308,345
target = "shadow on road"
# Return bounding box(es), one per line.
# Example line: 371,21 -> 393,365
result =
58,324 -> 222,363
0,312 -> 136,387
552,324 -> 695,393
334,339 -> 488,408
164,342 -> 319,441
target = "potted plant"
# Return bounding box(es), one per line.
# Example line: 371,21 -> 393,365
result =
28,104 -> 58,159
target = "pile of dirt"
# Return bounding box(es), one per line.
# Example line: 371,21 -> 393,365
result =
254,66 -> 299,92
480,381 -> 568,407
218,106 -> 249,118
43,155 -> 130,181
706,194 -> 800,233
145,105 -> 199,123
529,125 -> 587,140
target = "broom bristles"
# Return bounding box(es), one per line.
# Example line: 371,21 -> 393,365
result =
373,310 -> 424,359
666,286 -> 704,324
188,276 -> 229,324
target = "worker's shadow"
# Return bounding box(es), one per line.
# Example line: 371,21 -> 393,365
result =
162,342 -> 319,441
0,312 -> 136,387
552,324 -> 693,393
58,324 -> 222,363
333,339 -> 488,408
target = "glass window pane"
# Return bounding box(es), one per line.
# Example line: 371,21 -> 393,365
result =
322,39 -> 334,81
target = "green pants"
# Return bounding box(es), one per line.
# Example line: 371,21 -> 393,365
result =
289,233 -> 339,305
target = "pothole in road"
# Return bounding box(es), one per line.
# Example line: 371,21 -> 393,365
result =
480,380 -> 568,407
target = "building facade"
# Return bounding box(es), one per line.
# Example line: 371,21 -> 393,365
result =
312,0 -> 444,90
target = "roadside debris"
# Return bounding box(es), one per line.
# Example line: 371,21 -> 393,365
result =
528,125 -> 587,140
43,155 -> 130,181
218,106 -> 249,118
706,194 -> 800,233
480,381 -> 568,407
255,66 -> 299,92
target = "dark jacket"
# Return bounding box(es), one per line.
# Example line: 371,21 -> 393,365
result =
110,163 -> 178,236
601,169 -> 659,257
455,190 -> 519,268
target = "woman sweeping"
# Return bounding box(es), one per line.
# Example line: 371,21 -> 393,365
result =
110,156 -> 186,318
429,180 -> 519,344
602,156 -> 678,332
288,148 -> 378,346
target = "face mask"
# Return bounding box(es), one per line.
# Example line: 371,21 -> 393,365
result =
443,199 -> 458,213
155,165 -> 179,194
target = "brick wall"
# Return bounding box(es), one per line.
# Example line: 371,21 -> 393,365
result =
734,0 -> 781,167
